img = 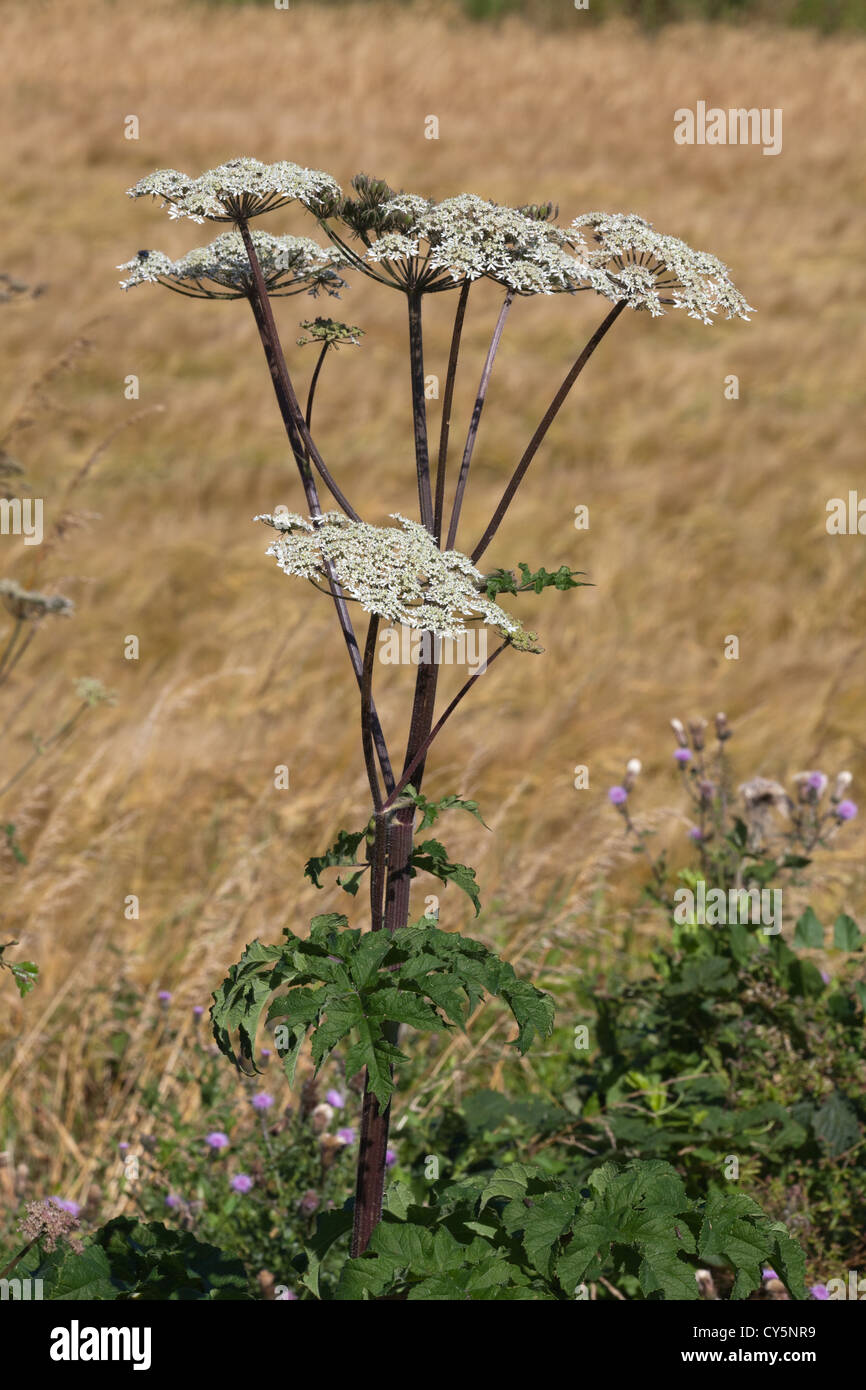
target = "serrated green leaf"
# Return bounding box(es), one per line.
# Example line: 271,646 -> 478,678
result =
366,985 -> 448,1033
638,1245 -> 700,1301
479,1163 -> 539,1209
410,839 -> 481,915
305,830 -> 367,891
347,930 -> 395,988
310,995 -> 364,1069
833,913 -> 863,951
343,1023 -> 403,1109
794,907 -> 824,949
812,1091 -> 860,1156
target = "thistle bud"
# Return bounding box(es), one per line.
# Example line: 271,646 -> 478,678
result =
688,718 -> 708,752
310,1103 -> 334,1135
832,770 -> 853,803
715,712 -> 732,741
624,757 -> 642,791
670,718 -> 688,748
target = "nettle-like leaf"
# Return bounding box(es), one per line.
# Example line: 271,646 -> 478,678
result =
400,784 -> 489,832
833,913 -> 863,951
793,907 -> 824,949
483,563 -> 589,598
698,1187 -> 805,1300
304,827 -> 369,895
211,918 -> 554,1107
324,1158 -> 803,1301
305,800 -> 487,902
409,839 -> 482,915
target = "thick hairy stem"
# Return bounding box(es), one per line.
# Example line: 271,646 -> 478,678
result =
243,275 -> 395,794
445,290 -> 513,551
433,280 -> 470,545
407,290 -> 434,534
471,300 -> 626,564
360,616 -> 383,810
351,655 -> 440,1256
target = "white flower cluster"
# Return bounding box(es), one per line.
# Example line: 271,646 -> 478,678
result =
363,193 -> 612,296
127,158 -> 341,224
570,212 -> 754,324
256,511 -> 520,638
117,230 -> 345,298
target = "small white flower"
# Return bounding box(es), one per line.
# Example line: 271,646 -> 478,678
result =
256,512 -> 521,639
569,212 -> 754,324
127,158 -> 341,224
118,230 -> 346,298
351,192 -> 613,296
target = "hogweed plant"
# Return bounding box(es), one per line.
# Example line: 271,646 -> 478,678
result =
117,159 -> 807,1297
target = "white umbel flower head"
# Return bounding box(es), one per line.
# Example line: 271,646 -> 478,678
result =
256,511 -> 521,639
127,158 -> 341,224
118,230 -> 346,299
570,212 -> 754,324
360,193 -> 614,296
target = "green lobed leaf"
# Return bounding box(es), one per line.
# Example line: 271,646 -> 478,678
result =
793,907 -> 824,949
833,913 -> 863,951
304,828 -> 368,891
410,838 -> 482,915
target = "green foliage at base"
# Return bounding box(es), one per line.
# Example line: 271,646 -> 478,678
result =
297,1159 -> 803,1301
13,1219 -> 251,1301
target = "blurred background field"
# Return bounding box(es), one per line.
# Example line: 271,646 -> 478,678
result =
1,0 -> 864,1216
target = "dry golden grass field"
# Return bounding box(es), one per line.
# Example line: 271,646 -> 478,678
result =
1,0 -> 864,1203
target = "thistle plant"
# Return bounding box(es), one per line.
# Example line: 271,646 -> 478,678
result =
123,157 -> 754,1266
608,713 -> 858,908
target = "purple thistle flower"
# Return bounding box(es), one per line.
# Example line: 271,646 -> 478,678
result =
49,1197 -> 80,1218
674,748 -> 692,765
157,990 -> 172,1005
260,1048 -> 272,1059
608,786 -> 628,805
810,1284 -> 830,1300
807,772 -> 828,794
762,1267 -> 777,1280
385,1149 -> 397,1167
230,1174 -> 253,1194
337,1127 -> 356,1146
165,1193 -> 182,1209
688,827 -> 703,842
325,1089 -> 344,1109
836,799 -> 858,821
820,970 -> 830,985
192,1005 -> 204,1019
118,1141 -> 130,1154
251,1092 -> 274,1111
205,1131 -> 230,1150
